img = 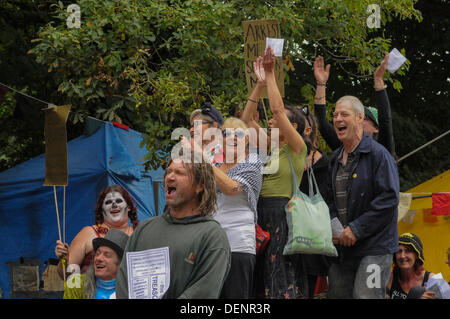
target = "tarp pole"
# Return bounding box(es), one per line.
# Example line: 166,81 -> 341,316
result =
398,129 -> 450,163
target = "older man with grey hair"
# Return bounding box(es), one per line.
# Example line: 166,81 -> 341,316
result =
326,95 -> 399,299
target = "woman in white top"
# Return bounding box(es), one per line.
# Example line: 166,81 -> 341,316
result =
211,117 -> 262,298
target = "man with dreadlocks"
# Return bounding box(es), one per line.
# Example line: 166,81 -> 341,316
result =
116,154 -> 231,299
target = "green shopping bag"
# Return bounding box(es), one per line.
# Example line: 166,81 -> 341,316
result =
283,150 -> 337,256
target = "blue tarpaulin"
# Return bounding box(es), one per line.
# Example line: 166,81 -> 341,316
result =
0,120 -> 166,298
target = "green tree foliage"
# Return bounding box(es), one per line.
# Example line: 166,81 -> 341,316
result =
0,0 -> 72,171
26,0 -> 422,170
385,0 -> 450,190
284,0 -> 449,190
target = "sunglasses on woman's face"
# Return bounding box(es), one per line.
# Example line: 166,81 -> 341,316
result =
222,128 -> 246,139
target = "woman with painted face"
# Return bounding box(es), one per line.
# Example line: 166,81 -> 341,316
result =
387,233 -> 436,299
54,185 -> 139,279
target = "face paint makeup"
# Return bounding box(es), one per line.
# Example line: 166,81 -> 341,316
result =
102,192 -> 128,223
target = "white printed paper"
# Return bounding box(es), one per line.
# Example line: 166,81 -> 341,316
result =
387,48 -> 406,73
331,217 -> 344,236
265,38 -> 284,57
425,273 -> 450,299
126,247 -> 170,299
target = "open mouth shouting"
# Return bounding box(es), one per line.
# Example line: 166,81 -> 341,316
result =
336,125 -> 347,136
166,185 -> 177,199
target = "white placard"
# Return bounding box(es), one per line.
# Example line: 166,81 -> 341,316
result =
126,247 -> 170,299
265,38 -> 284,57
387,48 -> 407,73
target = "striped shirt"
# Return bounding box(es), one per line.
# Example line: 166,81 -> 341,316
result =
335,145 -> 360,227
213,153 -> 263,253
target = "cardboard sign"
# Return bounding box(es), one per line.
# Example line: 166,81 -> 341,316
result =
243,19 -> 284,97
44,105 -> 71,186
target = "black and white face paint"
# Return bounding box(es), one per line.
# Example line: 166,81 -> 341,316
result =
102,192 -> 128,223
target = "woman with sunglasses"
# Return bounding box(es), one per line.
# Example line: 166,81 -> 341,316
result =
241,47 -> 309,299
209,117 -> 263,299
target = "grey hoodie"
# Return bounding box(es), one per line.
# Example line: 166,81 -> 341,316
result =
116,211 -> 231,299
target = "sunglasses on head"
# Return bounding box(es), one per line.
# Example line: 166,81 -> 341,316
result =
190,119 -> 213,127
222,128 -> 246,138
301,105 -> 309,116
300,106 -> 312,127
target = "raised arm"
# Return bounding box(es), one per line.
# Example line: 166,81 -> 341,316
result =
263,47 -> 304,154
241,59 -> 266,130
240,58 -> 269,152
374,52 -> 396,157
313,56 -> 341,150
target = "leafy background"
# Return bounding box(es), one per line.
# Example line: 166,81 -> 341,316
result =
0,0 -> 448,190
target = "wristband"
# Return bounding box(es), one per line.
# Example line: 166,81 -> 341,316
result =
248,98 -> 258,103
374,84 -> 387,90
316,82 -> 327,87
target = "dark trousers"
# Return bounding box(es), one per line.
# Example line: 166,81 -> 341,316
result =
254,197 -> 308,299
220,252 -> 256,299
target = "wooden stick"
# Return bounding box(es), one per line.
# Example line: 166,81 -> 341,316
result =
63,186 -> 66,244
53,186 -> 62,242
53,186 -> 66,282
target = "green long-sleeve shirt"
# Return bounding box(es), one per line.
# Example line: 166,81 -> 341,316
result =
116,212 -> 231,299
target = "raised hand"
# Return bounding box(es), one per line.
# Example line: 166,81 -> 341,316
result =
253,57 -> 266,83
374,52 -> 389,87
313,55 -> 330,84
262,46 -> 275,74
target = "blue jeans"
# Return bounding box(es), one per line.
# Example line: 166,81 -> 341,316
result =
328,254 -> 392,299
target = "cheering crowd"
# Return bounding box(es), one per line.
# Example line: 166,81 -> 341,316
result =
54,47 -> 448,299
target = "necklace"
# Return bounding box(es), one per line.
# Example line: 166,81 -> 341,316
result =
96,224 -> 132,236
96,223 -> 109,235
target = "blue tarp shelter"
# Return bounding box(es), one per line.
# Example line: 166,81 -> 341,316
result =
0,119 -> 166,298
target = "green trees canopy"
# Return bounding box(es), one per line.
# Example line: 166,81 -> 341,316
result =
26,0 -> 421,170
3,0 -> 448,190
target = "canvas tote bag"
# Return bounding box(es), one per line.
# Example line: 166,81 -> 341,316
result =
283,150 -> 337,256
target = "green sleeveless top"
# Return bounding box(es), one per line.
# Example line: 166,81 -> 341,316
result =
260,142 -> 307,198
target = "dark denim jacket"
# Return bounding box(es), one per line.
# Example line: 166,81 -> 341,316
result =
327,133 -> 399,257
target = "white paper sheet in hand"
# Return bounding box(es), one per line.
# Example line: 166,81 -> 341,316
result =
331,217 -> 344,237
425,273 -> 450,299
126,247 -> 170,299
265,38 -> 284,57
387,48 -> 407,73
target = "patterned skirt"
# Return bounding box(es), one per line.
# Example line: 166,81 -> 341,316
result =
254,197 -> 308,299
